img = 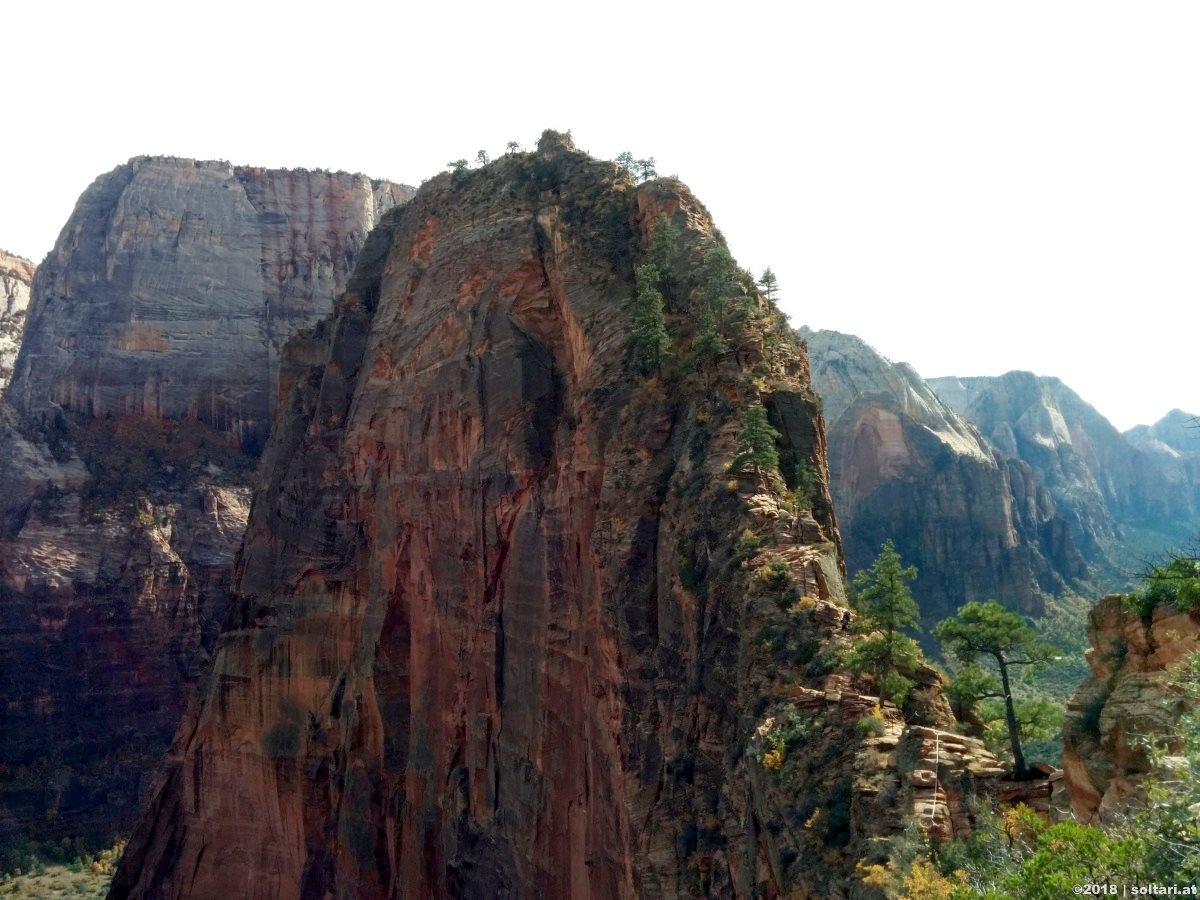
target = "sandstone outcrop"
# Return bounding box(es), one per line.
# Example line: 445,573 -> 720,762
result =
8,157 -> 412,450
1062,593 -> 1200,823
111,134 -> 1002,899
803,329 -> 1084,621
0,249 -> 34,391
0,160 -> 410,847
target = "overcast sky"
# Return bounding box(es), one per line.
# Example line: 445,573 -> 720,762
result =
4,1 -> 1197,430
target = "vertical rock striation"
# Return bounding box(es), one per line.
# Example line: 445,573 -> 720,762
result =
931,373 -> 1200,562
1062,593 -> 1200,822
8,157 -> 411,450
0,249 -> 34,391
112,135 -> 1002,900
803,329 -> 1084,621
0,159 -> 411,847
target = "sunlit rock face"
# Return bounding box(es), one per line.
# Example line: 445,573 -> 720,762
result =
1063,593 -> 1200,823
0,249 -> 34,391
8,157 -> 412,450
931,373 -> 1200,559
804,328 -> 1084,621
0,159 -> 411,847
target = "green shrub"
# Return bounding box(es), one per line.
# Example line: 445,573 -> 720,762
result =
856,706 -> 888,737
732,528 -> 765,565
1124,555 -> 1200,618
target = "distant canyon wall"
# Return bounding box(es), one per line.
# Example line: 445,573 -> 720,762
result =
804,327 -> 1199,623
8,157 -> 411,450
0,249 -> 34,391
802,328 -> 1085,622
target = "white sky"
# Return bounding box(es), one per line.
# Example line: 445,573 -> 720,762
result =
4,1 -> 1197,430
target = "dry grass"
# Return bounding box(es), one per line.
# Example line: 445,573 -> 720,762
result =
0,864 -> 111,897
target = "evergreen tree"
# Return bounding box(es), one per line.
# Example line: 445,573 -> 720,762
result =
614,151 -> 635,175
699,241 -> 761,329
700,242 -> 737,306
475,150 -> 490,166
634,157 -> 658,182
730,402 -> 781,481
648,214 -> 680,297
758,267 -> 779,301
847,540 -> 923,702
694,300 -> 727,365
935,600 -> 1057,780
447,159 -> 469,173
505,141 -> 522,154
630,264 -> 670,375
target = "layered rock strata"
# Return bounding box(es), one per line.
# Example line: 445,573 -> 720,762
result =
112,135 -> 1003,899
8,157 -> 411,450
803,329 -> 1084,621
1062,593 -> 1200,823
0,249 -> 34,391
0,160 -> 410,846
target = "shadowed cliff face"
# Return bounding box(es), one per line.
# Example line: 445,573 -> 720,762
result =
9,157 -> 412,450
112,136 -> 1004,899
803,329 -> 1085,621
0,161 -> 410,847
0,249 -> 34,391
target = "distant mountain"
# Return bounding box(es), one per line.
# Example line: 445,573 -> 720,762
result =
804,328 -> 1200,621
931,374 -> 1200,554
1125,409 -> 1200,459
801,328 -> 1085,621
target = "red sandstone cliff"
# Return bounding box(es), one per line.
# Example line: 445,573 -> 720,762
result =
111,133 -> 1004,900
1063,593 -> 1200,822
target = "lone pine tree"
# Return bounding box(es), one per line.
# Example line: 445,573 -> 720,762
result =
630,264 -> 670,375
847,540 -> 923,702
730,402 -> 781,482
935,600 -> 1057,780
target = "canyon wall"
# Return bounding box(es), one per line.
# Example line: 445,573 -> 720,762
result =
932,373 -> 1200,561
111,134 -> 1005,900
0,249 -> 34,391
803,329 -> 1084,621
0,159 -> 411,846
8,157 -> 410,450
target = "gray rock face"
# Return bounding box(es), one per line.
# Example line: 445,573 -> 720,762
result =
931,374 -> 1200,556
803,328 -> 1085,620
0,250 -> 34,392
0,158 -> 412,847
9,157 -> 412,449
1125,409 -> 1200,458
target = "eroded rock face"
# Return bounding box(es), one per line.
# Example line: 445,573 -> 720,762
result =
112,137 -> 1000,899
0,249 -> 34,391
803,329 -> 1084,621
931,373 -> 1200,560
0,160 -> 410,847
1062,594 -> 1200,823
8,157 -> 412,450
